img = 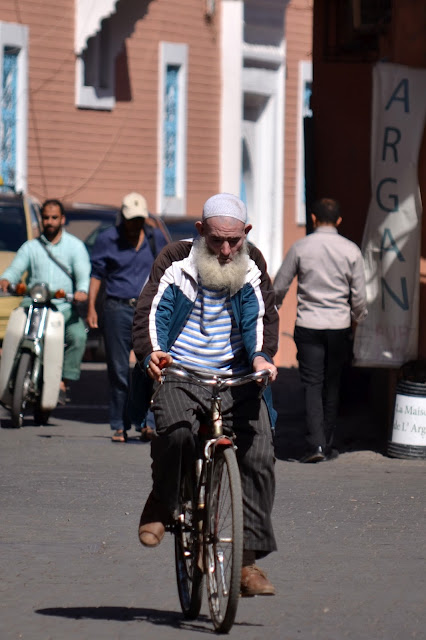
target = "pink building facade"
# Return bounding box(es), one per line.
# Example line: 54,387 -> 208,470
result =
0,0 -> 313,366
0,0 -> 221,213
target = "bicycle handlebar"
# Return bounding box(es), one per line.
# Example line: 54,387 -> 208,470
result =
160,364 -> 272,391
0,283 -> 74,303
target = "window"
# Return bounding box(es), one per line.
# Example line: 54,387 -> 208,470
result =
164,65 -> 180,198
296,61 -> 312,226
76,19 -> 115,110
158,43 -> 188,215
0,22 -> 28,192
324,0 -> 392,61
205,0 -> 216,18
351,0 -> 392,32
2,47 -> 18,188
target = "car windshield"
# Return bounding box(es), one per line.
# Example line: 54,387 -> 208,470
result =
163,218 -> 198,242
64,208 -> 172,254
64,210 -> 119,254
65,212 -> 118,239
0,205 -> 27,252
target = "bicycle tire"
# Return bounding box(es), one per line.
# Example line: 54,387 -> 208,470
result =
204,446 -> 243,633
174,462 -> 204,619
11,352 -> 33,428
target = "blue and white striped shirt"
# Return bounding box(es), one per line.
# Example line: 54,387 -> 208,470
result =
169,284 -> 249,374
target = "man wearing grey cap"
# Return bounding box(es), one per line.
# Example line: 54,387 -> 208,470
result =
87,192 -> 168,442
133,193 -> 279,596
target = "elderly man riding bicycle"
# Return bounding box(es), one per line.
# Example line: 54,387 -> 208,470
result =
132,193 -> 279,598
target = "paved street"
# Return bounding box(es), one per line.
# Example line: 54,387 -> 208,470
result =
1,364 -> 425,640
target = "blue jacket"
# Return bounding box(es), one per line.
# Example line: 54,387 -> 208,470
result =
132,239 -> 279,426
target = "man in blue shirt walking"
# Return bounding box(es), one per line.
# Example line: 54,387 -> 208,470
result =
87,192 -> 168,443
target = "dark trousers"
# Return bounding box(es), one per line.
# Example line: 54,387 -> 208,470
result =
294,326 -> 352,451
150,380 -> 277,559
102,297 -> 134,431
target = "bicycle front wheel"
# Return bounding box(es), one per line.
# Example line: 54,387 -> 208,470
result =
174,463 -> 204,619
204,446 -> 243,633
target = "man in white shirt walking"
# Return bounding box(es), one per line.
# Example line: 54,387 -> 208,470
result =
274,198 -> 367,462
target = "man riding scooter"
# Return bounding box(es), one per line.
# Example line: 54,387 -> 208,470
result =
0,199 -> 91,403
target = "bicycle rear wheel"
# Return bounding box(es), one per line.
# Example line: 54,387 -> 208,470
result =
204,446 -> 243,633
174,463 -> 204,619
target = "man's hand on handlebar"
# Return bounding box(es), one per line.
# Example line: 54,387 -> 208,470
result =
252,355 -> 277,382
147,351 -> 173,381
0,278 -> 10,293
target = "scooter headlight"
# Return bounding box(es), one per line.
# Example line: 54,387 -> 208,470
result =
29,283 -> 50,304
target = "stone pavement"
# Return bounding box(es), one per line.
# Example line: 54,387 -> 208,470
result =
0,364 -> 425,640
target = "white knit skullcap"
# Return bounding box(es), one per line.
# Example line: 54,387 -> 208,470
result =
202,193 -> 247,224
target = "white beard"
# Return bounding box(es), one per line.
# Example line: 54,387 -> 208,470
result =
193,237 -> 249,295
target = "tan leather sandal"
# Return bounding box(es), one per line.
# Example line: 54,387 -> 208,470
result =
111,430 -> 127,443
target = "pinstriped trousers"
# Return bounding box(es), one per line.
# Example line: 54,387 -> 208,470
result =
150,380 -> 277,559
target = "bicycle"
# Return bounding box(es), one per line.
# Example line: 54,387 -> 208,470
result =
153,363 -> 272,634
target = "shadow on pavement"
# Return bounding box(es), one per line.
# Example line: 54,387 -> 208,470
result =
35,606 -> 261,630
272,366 -> 388,462
2,363 -> 389,456
0,409 -> 109,428
35,606 -> 206,629
0,364 -> 111,428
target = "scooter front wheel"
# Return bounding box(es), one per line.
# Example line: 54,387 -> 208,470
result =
11,352 -> 33,428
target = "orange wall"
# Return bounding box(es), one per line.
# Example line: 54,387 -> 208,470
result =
276,0 -> 313,367
1,0 -> 220,214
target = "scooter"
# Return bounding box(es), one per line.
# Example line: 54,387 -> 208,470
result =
0,283 -> 71,427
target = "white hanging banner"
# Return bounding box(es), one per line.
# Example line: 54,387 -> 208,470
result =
354,62 -> 426,367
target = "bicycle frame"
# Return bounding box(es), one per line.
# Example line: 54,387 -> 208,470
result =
156,362 -> 272,490
157,364 -> 271,495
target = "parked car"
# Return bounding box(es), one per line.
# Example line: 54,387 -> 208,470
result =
161,215 -> 198,241
64,203 -> 197,249
162,215 -> 255,245
64,202 -> 173,250
0,190 -> 42,341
